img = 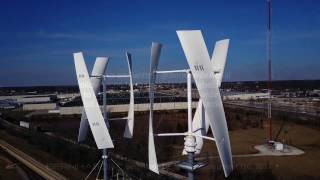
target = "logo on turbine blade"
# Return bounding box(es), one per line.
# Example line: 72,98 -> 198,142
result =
194,65 -> 204,71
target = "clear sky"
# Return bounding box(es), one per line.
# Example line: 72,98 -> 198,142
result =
0,0 -> 320,86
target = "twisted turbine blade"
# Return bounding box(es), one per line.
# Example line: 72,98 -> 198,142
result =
148,42 -> 162,174
211,39 -> 229,88
78,57 -> 108,142
124,52 -> 135,138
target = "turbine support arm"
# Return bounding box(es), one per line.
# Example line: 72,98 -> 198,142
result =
155,69 -> 190,74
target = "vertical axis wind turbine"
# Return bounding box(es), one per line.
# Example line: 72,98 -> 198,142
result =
74,52 -> 134,180
77,52 -> 134,141
74,53 -> 114,149
183,39 -> 229,155
148,30 -> 233,179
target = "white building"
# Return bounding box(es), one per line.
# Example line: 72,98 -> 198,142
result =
17,96 -> 51,103
223,92 -> 269,100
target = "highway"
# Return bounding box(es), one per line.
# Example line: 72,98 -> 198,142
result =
224,100 -> 319,117
0,139 -> 67,180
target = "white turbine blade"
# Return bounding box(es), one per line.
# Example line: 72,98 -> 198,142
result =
74,52 -> 114,149
148,42 -> 162,174
211,39 -> 229,88
177,30 -> 233,177
124,52 -> 135,138
78,57 -> 108,142
78,112 -> 89,142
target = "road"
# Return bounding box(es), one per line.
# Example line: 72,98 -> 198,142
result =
0,139 -> 67,180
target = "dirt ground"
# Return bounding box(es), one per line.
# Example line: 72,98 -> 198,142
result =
195,121 -> 320,179
1,107 -> 320,179
107,110 -> 320,179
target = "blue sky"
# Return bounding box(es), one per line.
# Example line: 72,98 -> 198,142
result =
0,0 -> 320,86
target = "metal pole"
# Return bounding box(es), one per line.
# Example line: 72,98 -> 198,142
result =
187,71 -> 192,134
102,78 -> 108,180
187,71 -> 194,180
267,0 -> 272,142
188,153 -> 194,180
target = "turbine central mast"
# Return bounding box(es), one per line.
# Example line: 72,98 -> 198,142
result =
102,77 -> 108,180
186,70 -> 195,180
